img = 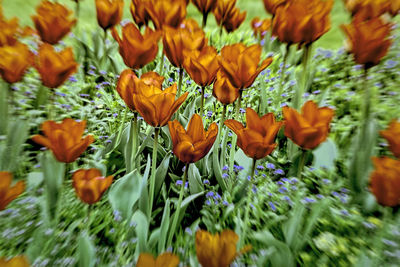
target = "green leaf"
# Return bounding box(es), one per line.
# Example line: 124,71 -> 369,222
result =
131,210 -> 149,254
188,164 -> 204,195
26,172 -> 44,189
158,200 -> 170,253
312,138 -> 338,170
76,234 -> 95,267
154,153 -> 171,199
234,149 -> 252,177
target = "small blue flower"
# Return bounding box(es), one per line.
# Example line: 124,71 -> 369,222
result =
176,180 -> 183,186
274,169 -> 285,175
206,191 -> 214,198
268,201 -> 276,211
203,179 -> 210,185
266,163 -> 275,169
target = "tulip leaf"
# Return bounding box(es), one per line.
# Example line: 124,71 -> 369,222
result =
108,170 -> 142,220
154,153 -> 171,200
312,138 -> 338,170
130,210 -> 149,254
76,234 -> 95,267
139,155 -> 151,218
234,149 -> 252,177
188,164 -> 204,195
212,148 -> 227,191
26,172 -> 44,189
158,200 -> 170,254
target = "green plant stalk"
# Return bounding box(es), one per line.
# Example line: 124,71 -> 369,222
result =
127,113 -> 138,173
0,82 -> 9,135
47,88 -> 55,120
177,68 -> 183,98
148,127 -> 160,220
158,51 -> 165,76
228,90 -> 242,173
297,149 -> 307,179
167,163 -> 189,247
240,158 -> 257,248
213,105 -> 227,190
111,108 -> 128,153
372,207 -> 392,266
276,44 -> 290,110
293,44 -> 311,110
200,86 -> 206,119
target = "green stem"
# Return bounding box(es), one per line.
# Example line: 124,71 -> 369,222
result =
158,53 -> 165,76
48,89 -> 55,120
0,82 -> 9,135
167,163 -> 189,247
177,68 -> 183,98
219,24 -> 223,37
86,205 -> 92,233
294,44 -> 311,110
276,44 -> 289,109
200,86 -> 205,119
202,13 -> 208,28
297,149 -> 307,179
228,90 -> 242,173
213,105 -> 227,190
127,113 -> 138,173
240,158 -> 257,247
148,127 -> 160,220
361,68 -> 371,122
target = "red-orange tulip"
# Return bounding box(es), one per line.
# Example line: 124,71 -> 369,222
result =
31,0 -> 76,45
0,171 -> 25,211
72,168 -> 113,205
183,45 -> 219,87
213,0 -> 236,27
212,71 -> 239,105
136,252 -> 179,267
35,43 -> 78,88
220,7 -> 246,33
0,42 -> 33,84
145,0 -> 187,30
251,17 -> 271,39
369,157 -> 400,207
263,0 -> 287,16
282,100 -> 334,150
192,0 -> 218,18
0,256 -> 30,267
95,0 -> 123,31
132,77 -> 188,127
344,0 -> 389,21
32,119 -> 94,163
130,0 -> 152,28
388,0 -> 400,17
163,25 -> 207,68
0,17 -> 19,46
112,22 -> 161,69
273,0 -> 333,45
219,43 -> 272,90
341,17 -> 392,69
168,113 -> 218,164
225,108 -> 282,160
380,120 -> 400,158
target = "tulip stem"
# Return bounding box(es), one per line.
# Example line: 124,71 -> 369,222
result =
127,113 -> 138,173
158,54 -> 165,76
167,163 -> 189,248
213,105 -> 227,191
0,81 -> 8,135
200,86 -> 205,119
276,44 -> 289,110
148,127 -> 160,221
294,44 -> 311,110
297,149 -> 307,179
240,158 -> 257,248
202,13 -> 208,28
228,90 -> 242,173
177,68 -> 183,98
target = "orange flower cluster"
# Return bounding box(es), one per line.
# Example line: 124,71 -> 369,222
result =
251,17 -> 271,39
168,113 -> 218,164
213,0 -> 246,33
32,119 -> 94,163
380,120 -> 400,159
273,0 -> 333,46
112,23 -> 161,69
225,108 -> 282,160
369,157 -> 400,207
341,17 -> 392,69
136,252 -> 179,267
283,100 -> 334,150
263,0 -> 287,16
72,169 -> 113,205
0,171 -> 25,211
95,0 -> 123,31
32,0 -> 76,44
0,42 -> 33,84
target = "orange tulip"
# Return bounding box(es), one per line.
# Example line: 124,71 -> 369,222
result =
220,7 -> 246,33
212,71 -> 239,105
132,77 -> 188,127
192,0 -> 218,18
35,43 -> 78,88
0,42 -> 33,84
380,120 -> 400,158
130,0 -> 152,28
95,0 -> 123,31
251,17 -> 271,39
72,168 -> 113,205
369,157 -> 400,207
163,25 -> 207,68
213,0 -> 236,27
168,113 -> 218,164
263,0 -> 287,16
112,22 -> 161,69
0,171 -> 25,211
145,0 -> 187,30
140,71 -> 165,87
183,45 -> 219,87
273,0 -> 333,45
196,229 -> 247,267
32,118 -> 94,163
388,0 -> 400,17
31,0 -> 76,45
341,17 -> 392,69
343,0 -> 389,21
282,100 -> 334,150
0,17 -> 19,46
136,252 -> 179,267
0,256 -> 30,267
180,18 -> 203,33
219,43 -> 272,90
225,108 -> 282,160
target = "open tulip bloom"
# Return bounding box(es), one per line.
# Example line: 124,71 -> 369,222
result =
0,171 -> 25,211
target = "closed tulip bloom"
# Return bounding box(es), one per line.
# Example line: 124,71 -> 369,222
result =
0,256 -> 30,267
225,108 -> 282,160
369,157 -> 400,207
341,17 -> 392,69
35,43 -> 78,88
212,71 -> 239,105
221,7 -> 246,33
146,0 -> 187,30
116,69 -> 138,111
95,0 -> 123,31
0,172 -> 25,211
0,42 -> 33,84
31,0 -> 76,45
192,0 -> 218,17
344,0 -> 389,21
219,43 -> 272,89
32,119 -> 94,163
195,230 -> 241,267
263,0 -> 287,16
112,23 -> 161,69
136,252 -> 179,267
273,0 -> 333,45
183,46 -> 219,87
380,120 -> 400,158
0,17 -> 19,46
132,78 -> 188,127
130,0 -> 152,28
163,25 -> 206,68
251,17 -> 271,39
213,0 -> 236,27
283,100 -> 334,150
168,114 -> 218,164
72,168 -> 113,205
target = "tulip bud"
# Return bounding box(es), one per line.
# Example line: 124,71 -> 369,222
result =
0,171 -> 25,211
